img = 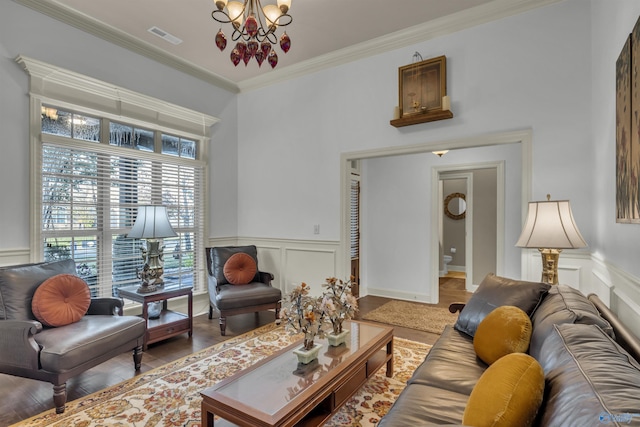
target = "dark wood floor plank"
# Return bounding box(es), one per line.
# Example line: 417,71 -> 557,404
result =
0,280 -> 470,425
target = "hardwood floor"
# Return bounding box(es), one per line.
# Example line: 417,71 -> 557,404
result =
0,278 -> 471,426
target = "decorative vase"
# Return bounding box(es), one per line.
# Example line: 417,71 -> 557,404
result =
293,343 -> 322,364
327,329 -> 349,347
147,301 -> 162,319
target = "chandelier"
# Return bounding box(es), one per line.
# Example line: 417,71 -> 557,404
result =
212,0 -> 292,68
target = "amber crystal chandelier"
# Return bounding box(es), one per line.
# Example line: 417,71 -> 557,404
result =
212,0 -> 292,68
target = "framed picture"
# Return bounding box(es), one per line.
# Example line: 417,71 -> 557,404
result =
616,16 -> 640,223
398,55 -> 446,118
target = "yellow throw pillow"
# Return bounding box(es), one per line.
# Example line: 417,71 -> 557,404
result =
473,305 -> 532,365
463,353 -> 544,427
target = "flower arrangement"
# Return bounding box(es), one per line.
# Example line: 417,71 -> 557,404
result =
280,282 -> 327,350
280,277 -> 359,353
322,276 -> 359,335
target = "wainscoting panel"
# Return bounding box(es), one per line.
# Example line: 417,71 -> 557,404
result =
2,243 -> 639,338
592,256 -> 640,338
283,248 -> 336,295
614,288 -> 640,338
0,249 -> 30,266
520,249 -> 591,290
233,237 -> 343,296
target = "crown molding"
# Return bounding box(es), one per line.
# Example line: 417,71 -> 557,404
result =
238,0 -> 562,92
15,0 -> 562,94
13,0 -> 239,93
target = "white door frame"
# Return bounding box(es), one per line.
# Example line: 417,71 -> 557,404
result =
434,161 -> 505,295
438,171 -> 474,291
339,129 -> 532,303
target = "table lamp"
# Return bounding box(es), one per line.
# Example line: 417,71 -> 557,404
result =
516,195 -> 586,285
127,205 -> 177,293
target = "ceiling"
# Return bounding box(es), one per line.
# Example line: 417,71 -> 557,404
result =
15,0 -> 559,92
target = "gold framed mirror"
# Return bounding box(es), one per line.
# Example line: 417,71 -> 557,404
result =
444,192 -> 466,220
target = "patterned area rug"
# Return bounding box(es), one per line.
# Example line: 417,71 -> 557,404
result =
362,300 -> 459,334
13,322 -> 430,427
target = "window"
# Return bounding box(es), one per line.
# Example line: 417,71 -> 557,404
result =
20,56 -> 218,297
40,107 -> 205,296
349,168 -> 360,297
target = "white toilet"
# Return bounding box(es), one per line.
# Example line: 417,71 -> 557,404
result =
443,255 -> 453,275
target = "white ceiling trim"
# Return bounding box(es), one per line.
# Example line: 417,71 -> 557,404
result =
14,0 -> 561,94
238,0 -> 562,92
14,0 -> 239,93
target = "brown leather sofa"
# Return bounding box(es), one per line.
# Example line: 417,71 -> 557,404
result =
378,274 -> 640,426
0,259 -> 146,414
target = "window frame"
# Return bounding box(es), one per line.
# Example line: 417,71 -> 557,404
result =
19,56 -> 218,296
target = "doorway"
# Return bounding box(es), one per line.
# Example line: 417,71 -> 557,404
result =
340,129 -> 532,304
439,172 -> 473,289
436,164 -> 501,292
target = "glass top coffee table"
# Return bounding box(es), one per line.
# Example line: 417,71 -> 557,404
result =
201,320 -> 394,427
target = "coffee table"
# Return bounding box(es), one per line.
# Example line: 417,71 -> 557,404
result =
201,320 -> 394,427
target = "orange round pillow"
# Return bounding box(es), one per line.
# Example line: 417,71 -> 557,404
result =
223,253 -> 257,285
32,274 -> 91,327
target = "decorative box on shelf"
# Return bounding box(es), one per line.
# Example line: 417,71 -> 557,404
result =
391,54 -> 454,128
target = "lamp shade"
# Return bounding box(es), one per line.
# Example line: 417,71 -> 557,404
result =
127,206 -> 177,239
516,199 -> 586,249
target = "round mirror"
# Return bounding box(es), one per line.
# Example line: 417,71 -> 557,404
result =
444,192 -> 466,220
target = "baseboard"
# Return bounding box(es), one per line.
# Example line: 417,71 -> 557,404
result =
365,286 -> 432,304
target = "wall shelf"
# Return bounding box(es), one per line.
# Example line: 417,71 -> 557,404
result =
390,109 -> 453,128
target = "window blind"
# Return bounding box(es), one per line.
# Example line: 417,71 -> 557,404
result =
40,132 -> 205,297
350,177 -> 360,260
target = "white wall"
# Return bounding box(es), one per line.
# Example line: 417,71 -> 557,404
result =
360,143 -> 520,302
0,0 -> 239,252
236,0 -> 590,294
589,0 -> 640,335
591,0 -> 640,278
2,0 -> 640,329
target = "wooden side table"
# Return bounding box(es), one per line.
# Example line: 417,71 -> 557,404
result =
117,284 -> 193,350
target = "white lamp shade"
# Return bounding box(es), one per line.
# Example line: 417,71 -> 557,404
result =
263,4 -> 280,26
277,0 -> 291,10
226,1 -> 244,24
127,206 -> 177,239
516,199 -> 587,249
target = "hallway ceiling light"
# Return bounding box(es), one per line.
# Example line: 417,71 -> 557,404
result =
432,150 -> 449,157
212,0 -> 292,69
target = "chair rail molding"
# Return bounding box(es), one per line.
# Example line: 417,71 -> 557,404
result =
0,249 -> 30,267
208,237 -> 343,296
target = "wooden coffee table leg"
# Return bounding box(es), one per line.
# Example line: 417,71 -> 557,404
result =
202,402 -> 214,427
386,338 -> 394,378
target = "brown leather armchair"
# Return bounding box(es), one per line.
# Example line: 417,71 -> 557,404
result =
206,246 -> 281,335
0,259 -> 146,414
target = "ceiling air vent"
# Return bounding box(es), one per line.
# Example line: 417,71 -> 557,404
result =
147,26 -> 183,45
